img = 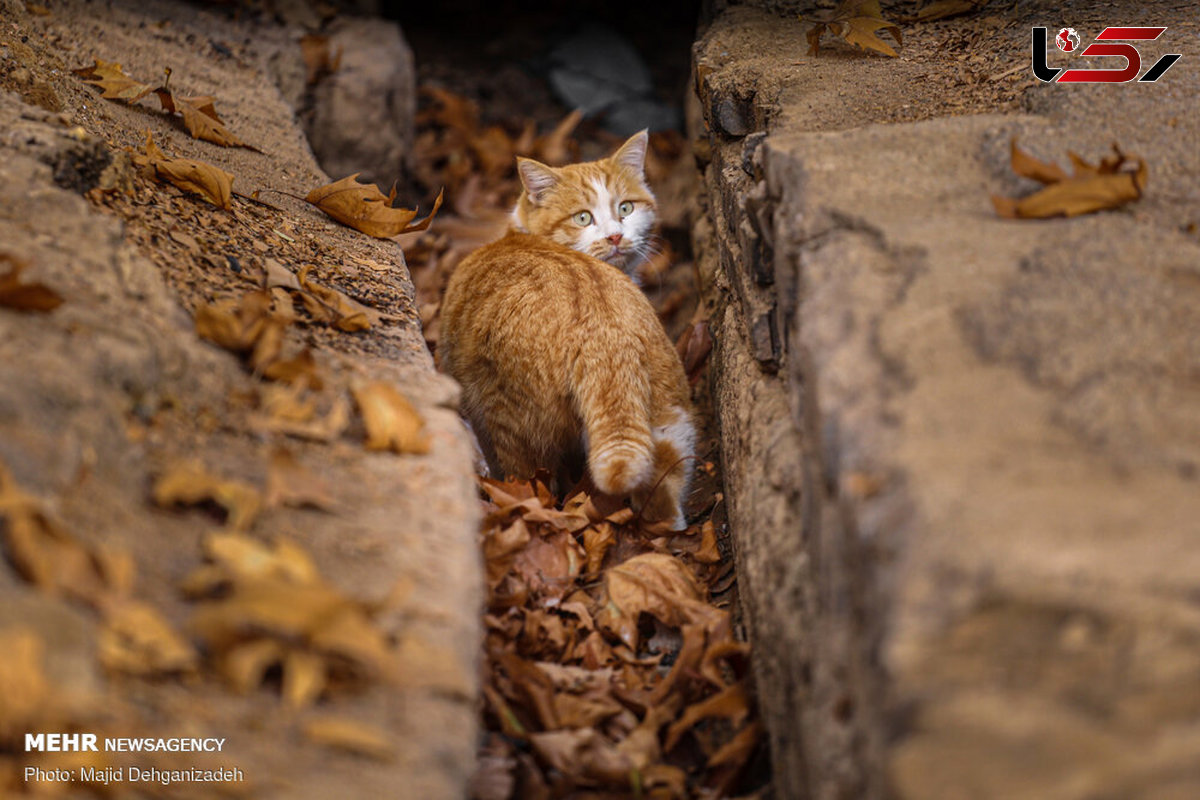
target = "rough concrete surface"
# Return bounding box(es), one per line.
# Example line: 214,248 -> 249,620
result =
303,15 -> 416,188
694,2 -> 1200,799
0,1 -> 479,797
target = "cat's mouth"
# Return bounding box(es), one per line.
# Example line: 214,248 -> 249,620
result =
598,246 -> 628,267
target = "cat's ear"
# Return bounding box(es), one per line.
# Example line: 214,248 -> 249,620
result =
517,158 -> 560,205
611,130 -> 649,174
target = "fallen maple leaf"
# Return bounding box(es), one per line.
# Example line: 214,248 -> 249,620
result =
154,88 -> 251,148
993,139 -> 1148,219
265,448 -> 335,512
250,384 -> 351,442
186,533 -> 391,705
0,253 -> 63,312
806,0 -> 903,57
133,133 -> 233,210
352,382 -> 431,455
596,553 -> 721,650
296,265 -> 377,332
194,291 -> 284,361
98,600 -> 198,677
306,175 -> 444,238
0,464 -> 133,610
152,460 -> 263,532
303,717 -> 394,761
74,59 -> 153,102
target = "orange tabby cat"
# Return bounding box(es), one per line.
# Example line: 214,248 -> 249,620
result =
439,132 -> 694,528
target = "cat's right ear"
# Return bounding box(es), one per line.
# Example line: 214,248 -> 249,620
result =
517,158 -> 560,206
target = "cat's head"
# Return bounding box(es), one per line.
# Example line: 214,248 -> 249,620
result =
511,131 -> 657,275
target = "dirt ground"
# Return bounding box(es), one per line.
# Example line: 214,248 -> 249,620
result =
1,0 -> 482,797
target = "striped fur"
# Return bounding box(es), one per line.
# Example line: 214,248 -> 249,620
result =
440,231 -> 694,529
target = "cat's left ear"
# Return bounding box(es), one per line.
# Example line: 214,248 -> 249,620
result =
517,157 -> 560,205
611,130 -> 649,174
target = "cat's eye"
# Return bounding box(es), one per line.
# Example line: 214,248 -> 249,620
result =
618,200 -> 634,218
573,211 -> 594,226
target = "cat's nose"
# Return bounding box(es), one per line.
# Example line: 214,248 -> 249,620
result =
606,233 -> 623,246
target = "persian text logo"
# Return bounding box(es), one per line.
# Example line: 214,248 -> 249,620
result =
1032,26 -> 1182,83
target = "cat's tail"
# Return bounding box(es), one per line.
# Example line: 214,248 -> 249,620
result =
574,346 -> 654,496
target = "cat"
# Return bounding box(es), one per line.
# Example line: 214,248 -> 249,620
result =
510,131 -> 658,279
439,132 -> 694,528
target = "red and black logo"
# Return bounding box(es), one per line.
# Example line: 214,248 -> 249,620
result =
1032,26 -> 1182,83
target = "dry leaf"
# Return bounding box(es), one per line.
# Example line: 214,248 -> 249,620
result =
807,0 -> 903,57
154,89 -> 251,148
99,600 -> 198,676
352,382 -> 431,454
282,649 -> 327,708
152,461 -> 263,532
993,140 -> 1148,219
0,627 -> 50,735
74,59 -> 153,102
663,682 -> 750,751
303,717 -> 394,761
252,385 -> 351,442
296,265 -> 377,332
133,133 -> 233,209
306,175 -> 444,238
0,464 -> 130,609
300,35 -> 342,85
194,291 -> 284,357
0,252 -> 63,312
596,553 -> 719,649
265,448 -> 335,511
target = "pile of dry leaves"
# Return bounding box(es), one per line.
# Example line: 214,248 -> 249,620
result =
472,475 -> 758,799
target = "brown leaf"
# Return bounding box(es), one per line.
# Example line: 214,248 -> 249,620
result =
194,291 -> 284,357
664,682 -> 750,751
0,464 -> 130,609
303,717 -> 394,761
98,600 -> 198,676
0,627 -> 50,734
265,448 -> 335,511
596,553 -> 719,649
133,133 -> 233,209
299,35 -> 341,85
154,89 -> 253,149
152,461 -> 263,532
534,109 -> 583,166
262,347 -> 325,389
993,141 -> 1147,219
352,382 -> 431,454
528,728 -> 633,786
807,0 -> 902,57
191,531 -> 321,590
306,175 -> 444,238
252,385 -> 351,442
1007,138 -> 1069,185
282,649 -> 327,708
223,639 -> 284,693
296,265 -> 378,331
707,720 -> 761,769
0,253 -> 63,312
74,58 -> 153,102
